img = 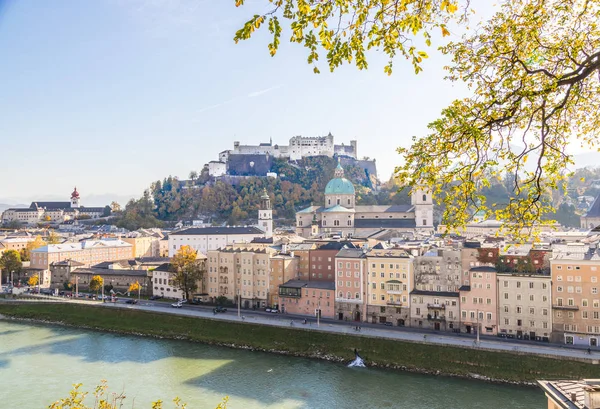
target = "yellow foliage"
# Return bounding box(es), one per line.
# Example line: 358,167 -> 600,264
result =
28,274 -> 39,287
48,382 -> 227,409
128,281 -> 141,293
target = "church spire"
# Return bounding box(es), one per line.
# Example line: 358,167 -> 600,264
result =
334,158 -> 344,178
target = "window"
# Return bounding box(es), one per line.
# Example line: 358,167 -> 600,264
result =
504,306 -> 509,313
516,282 -> 521,288
543,308 -> 548,316
530,295 -> 535,301
504,318 -> 509,325
486,312 -> 492,320
557,286 -> 563,292
516,306 -> 522,314
529,282 -> 534,289
583,299 -> 589,307
529,307 -> 535,315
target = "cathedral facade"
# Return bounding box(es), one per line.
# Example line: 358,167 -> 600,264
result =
295,163 -> 433,238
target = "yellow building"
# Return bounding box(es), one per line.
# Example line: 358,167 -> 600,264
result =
122,236 -> 161,258
207,246 -> 279,309
366,248 -> 414,326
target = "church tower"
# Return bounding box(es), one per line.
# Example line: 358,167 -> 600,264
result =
411,187 -> 433,229
70,187 -> 80,208
259,188 -> 273,238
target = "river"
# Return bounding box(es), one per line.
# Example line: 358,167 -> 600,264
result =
0,321 -> 545,408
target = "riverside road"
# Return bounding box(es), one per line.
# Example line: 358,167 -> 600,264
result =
4,295 -> 598,362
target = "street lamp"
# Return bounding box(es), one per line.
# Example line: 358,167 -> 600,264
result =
75,276 -> 79,298
238,289 -> 241,318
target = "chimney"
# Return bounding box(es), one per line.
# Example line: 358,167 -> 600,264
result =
584,381 -> 600,409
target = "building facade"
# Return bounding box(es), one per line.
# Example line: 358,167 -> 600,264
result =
296,163 -> 433,238
551,248 -> 600,346
31,240 -> 133,271
365,248 -> 413,325
334,248 -> 367,322
169,226 -> 265,257
278,280 -> 336,318
497,273 -> 552,341
459,267 -> 499,335
1,188 -> 108,225
410,249 -> 463,332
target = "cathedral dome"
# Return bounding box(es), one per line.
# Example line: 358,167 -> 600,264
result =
325,177 -> 355,195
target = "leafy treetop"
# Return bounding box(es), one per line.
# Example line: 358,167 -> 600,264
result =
236,0 -> 600,239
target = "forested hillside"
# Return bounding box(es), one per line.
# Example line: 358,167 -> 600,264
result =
113,157 -> 410,230
111,157 -> 599,231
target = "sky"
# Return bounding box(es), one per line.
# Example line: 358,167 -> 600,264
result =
0,0 -> 514,206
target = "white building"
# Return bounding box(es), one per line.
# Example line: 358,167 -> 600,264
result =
295,162 -> 434,237
168,226 -> 266,257
152,262 -> 184,299
1,187 -> 108,226
208,161 -> 227,177
497,273 -> 552,341
214,133 -> 357,168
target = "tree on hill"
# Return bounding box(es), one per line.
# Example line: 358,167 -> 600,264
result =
170,246 -> 206,300
236,0 -> 600,238
0,250 -> 22,283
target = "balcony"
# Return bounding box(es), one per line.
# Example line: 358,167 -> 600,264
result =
427,303 -> 446,310
386,301 -> 403,306
427,314 -> 446,321
552,304 -> 579,311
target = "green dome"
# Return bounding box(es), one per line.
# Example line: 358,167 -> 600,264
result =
325,177 -> 355,195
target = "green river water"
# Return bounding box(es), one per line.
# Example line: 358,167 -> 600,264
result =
0,321 -> 545,408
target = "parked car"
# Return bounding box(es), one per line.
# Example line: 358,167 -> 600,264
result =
150,295 -> 163,300
270,308 -> 279,313
125,299 -> 138,305
384,322 -> 393,327
189,299 -> 203,305
171,302 -> 182,308
213,306 -> 227,313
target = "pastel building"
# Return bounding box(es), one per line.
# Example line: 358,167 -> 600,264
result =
497,273 -> 552,341
459,266 -> 499,335
550,245 -> 600,346
278,280 -> 336,318
410,249 -> 463,332
334,248 -> 368,321
365,248 -> 414,326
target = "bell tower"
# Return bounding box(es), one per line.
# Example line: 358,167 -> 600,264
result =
70,187 -> 80,208
259,188 -> 273,238
411,187 -> 433,229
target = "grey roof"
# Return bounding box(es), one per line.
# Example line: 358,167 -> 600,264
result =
72,267 -> 149,277
30,201 -> 72,210
355,205 -> 414,213
170,226 -> 264,236
316,241 -> 357,251
154,263 -> 172,272
354,218 -> 417,228
280,279 -> 335,290
336,248 -> 367,258
410,289 -> 459,297
459,285 -> 471,291
537,379 -> 594,409
50,260 -> 85,267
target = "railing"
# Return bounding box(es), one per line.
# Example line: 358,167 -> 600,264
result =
427,315 -> 446,321
427,303 -> 446,309
386,301 -> 403,306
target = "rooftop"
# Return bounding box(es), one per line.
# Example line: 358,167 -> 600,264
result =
538,379 -> 600,409
72,267 -> 149,277
170,226 -> 265,236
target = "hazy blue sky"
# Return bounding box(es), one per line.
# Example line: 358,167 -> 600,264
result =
0,0 -> 496,205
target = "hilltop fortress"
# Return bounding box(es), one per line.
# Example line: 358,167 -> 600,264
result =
207,133 -> 366,178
